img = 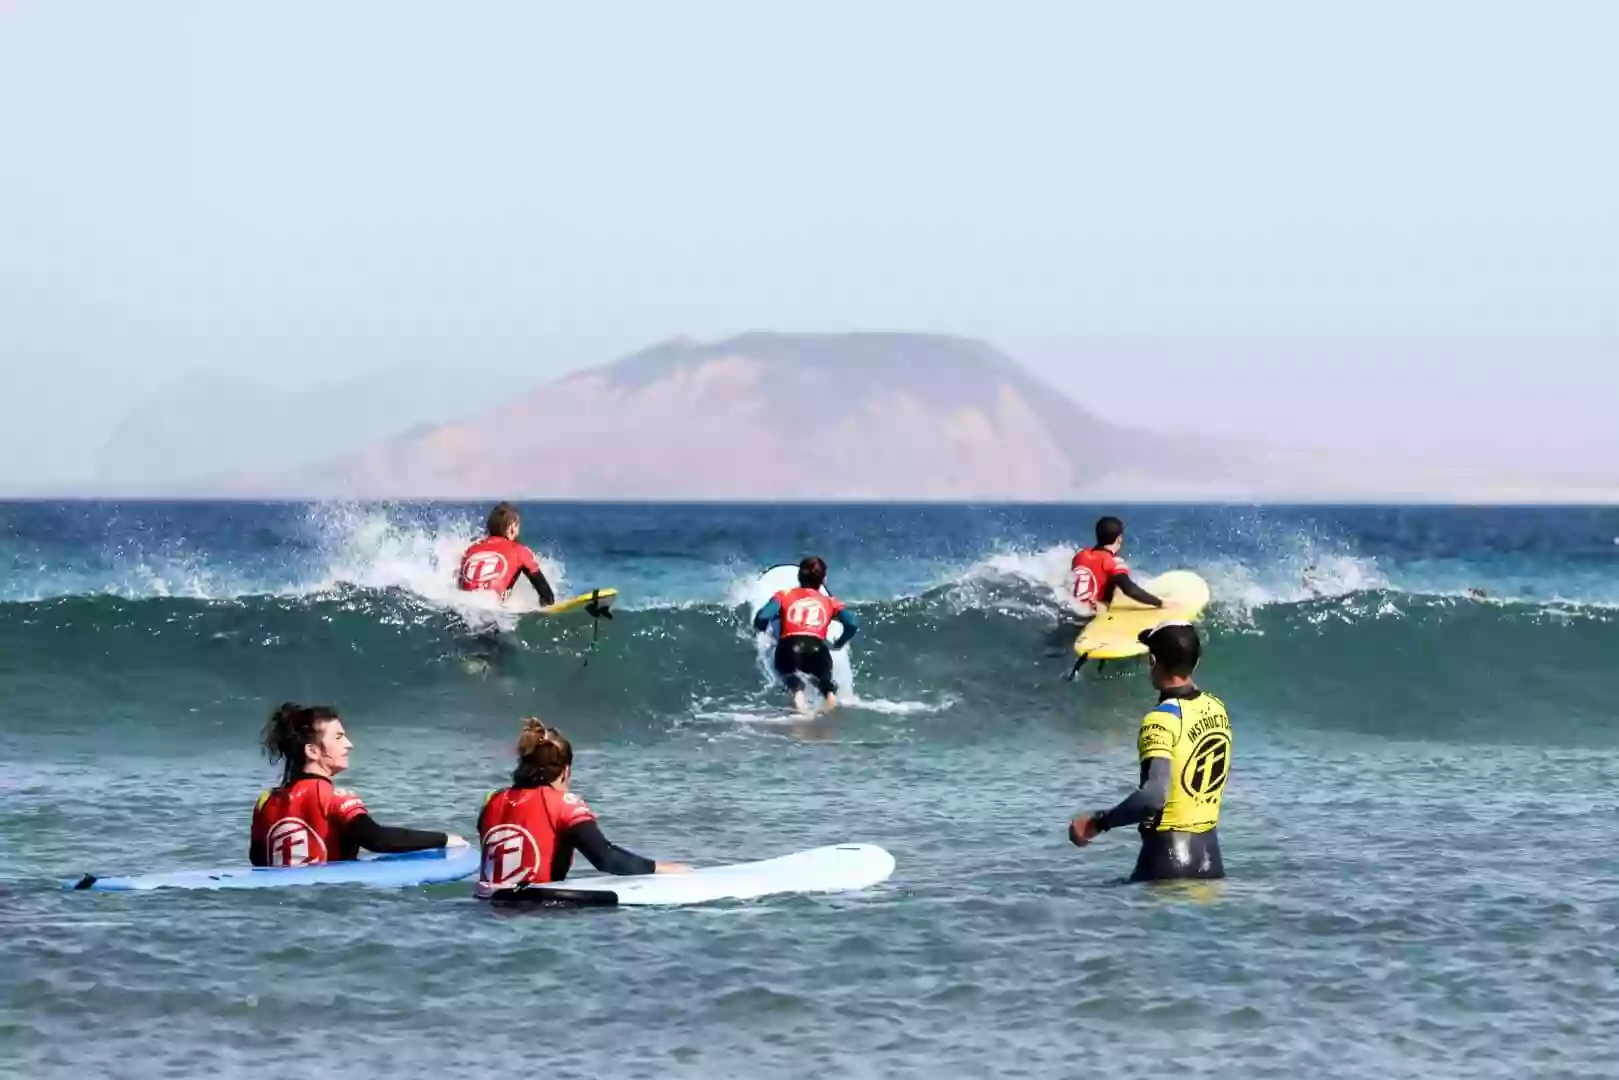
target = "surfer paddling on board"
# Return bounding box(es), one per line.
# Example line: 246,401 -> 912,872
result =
476,719 -> 689,897
752,556 -> 860,715
251,703 -> 466,867
457,502 -> 556,607
1068,622 -> 1232,882
1071,516 -> 1163,617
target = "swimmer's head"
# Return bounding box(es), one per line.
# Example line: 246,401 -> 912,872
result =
487,502 -> 521,541
1139,622 -> 1200,687
798,556 -> 828,590
262,701 -> 347,785
512,717 -> 573,790
1095,516 -> 1125,550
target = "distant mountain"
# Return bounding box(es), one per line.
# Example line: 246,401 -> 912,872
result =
205,333 -> 1618,502
93,365 -> 524,494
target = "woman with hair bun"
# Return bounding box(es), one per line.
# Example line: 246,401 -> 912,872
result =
250,702 -> 465,867
476,718 -> 687,896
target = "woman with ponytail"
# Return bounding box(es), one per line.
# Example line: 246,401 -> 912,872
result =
476,718 -> 687,895
250,702 -> 466,867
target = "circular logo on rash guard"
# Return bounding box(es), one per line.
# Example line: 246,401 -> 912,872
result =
1181,732 -> 1232,798
1072,567 -> 1097,601
787,597 -> 828,629
462,551 -> 509,587
265,818 -> 327,867
481,824 -> 540,888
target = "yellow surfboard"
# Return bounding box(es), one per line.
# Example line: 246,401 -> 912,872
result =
538,587 -> 618,617
1073,571 -> 1210,661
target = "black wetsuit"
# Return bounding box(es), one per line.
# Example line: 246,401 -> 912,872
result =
774,636 -> 836,696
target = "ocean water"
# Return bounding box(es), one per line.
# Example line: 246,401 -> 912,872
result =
2,501 -> 1617,1079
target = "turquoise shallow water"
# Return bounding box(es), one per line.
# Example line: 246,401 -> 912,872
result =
3,502 -> 1617,1077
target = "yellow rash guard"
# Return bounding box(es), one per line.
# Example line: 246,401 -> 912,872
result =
1137,690 -> 1231,833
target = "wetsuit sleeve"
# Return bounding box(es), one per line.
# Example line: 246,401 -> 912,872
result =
1093,757 -> 1171,831
830,605 -> 860,648
1112,572 -> 1163,607
562,820 -> 656,876
753,597 -> 782,632
519,565 -> 556,607
347,813 -> 449,854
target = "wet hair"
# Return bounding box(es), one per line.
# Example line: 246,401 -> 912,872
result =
262,702 -> 340,786
487,502 -> 521,537
512,718 -> 574,789
798,556 -> 828,589
1139,622 -> 1200,677
1095,516 -> 1125,547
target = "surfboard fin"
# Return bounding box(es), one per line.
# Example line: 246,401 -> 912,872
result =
1066,656 -> 1088,681
583,588 -> 613,620
581,590 -> 607,668
489,885 -> 621,907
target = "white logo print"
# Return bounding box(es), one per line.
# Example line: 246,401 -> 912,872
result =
787,597 -> 827,629
481,824 -> 539,888
266,818 -> 327,867
1072,566 -> 1097,602
463,551 -> 509,586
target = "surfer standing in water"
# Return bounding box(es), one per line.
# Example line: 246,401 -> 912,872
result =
1067,622 -> 1232,882
457,502 -> 556,607
476,718 -> 689,896
1071,516 -> 1163,616
752,556 -> 860,715
250,703 -> 465,867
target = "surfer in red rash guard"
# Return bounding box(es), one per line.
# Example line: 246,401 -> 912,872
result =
751,556 -> 861,715
250,703 -> 465,867
1071,516 -> 1163,617
457,502 -> 556,606
476,719 -> 688,897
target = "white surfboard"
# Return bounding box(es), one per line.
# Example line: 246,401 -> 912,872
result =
493,843 -> 895,907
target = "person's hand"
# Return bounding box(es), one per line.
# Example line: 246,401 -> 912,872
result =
1068,814 -> 1101,847
444,834 -> 469,848
655,861 -> 693,873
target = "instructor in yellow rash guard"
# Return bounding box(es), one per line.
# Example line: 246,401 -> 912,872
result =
1068,621 -> 1231,881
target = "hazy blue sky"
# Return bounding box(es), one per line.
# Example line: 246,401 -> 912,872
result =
2,1 -> 1614,487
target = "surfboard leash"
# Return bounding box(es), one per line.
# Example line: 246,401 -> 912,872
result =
580,588 -> 612,668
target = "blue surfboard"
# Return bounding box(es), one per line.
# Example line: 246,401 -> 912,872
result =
66,846 -> 480,892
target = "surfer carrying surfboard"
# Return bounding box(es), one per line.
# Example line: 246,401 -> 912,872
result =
475,719 -> 689,896
250,703 -> 467,867
1067,622 -> 1232,882
1071,516 -> 1163,617
456,502 -> 556,607
752,556 -> 860,715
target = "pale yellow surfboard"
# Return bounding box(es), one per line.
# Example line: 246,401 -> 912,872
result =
538,587 -> 618,617
1073,571 -> 1211,661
